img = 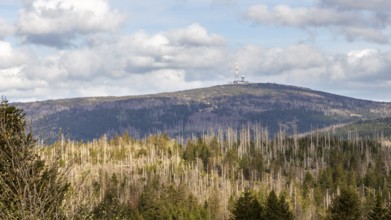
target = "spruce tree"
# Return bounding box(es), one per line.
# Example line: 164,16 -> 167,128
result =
265,190 -> 280,220
278,193 -> 294,220
265,190 -> 294,220
231,188 -> 262,220
368,194 -> 386,220
328,188 -> 361,220
0,100 -> 69,219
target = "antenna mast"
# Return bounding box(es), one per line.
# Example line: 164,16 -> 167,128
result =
236,63 -> 239,80
232,62 -> 249,84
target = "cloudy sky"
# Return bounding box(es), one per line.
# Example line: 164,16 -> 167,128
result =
1,0 -> 391,102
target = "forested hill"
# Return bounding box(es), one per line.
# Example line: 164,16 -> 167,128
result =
16,83 -> 391,141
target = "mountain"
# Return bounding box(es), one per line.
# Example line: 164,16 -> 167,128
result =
15,83 -> 391,141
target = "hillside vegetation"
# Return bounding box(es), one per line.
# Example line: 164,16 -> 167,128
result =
331,117 -> 391,138
16,83 -> 391,141
37,125 -> 391,219
3,100 -> 391,219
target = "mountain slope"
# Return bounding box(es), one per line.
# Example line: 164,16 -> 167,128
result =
330,117 -> 391,138
16,83 -> 391,141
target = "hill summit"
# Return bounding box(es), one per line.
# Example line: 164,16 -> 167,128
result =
16,83 -> 391,141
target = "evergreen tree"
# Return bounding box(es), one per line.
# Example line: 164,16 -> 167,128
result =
231,188 -> 262,220
138,178 -> 207,220
328,188 -> 361,220
91,187 -> 135,219
385,202 -> 391,220
0,100 -> 69,219
265,190 -> 294,220
206,189 -> 221,220
368,194 -> 386,220
278,193 -> 294,220
265,190 -> 280,220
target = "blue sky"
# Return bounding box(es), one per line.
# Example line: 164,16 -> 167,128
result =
1,0 -> 391,102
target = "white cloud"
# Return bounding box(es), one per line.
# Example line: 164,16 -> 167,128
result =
0,66 -> 46,92
3,31 -> 391,101
0,41 -> 13,59
245,4 -> 365,27
166,23 -> 225,46
85,24 -> 228,76
236,44 -> 327,76
63,69 -> 204,99
245,3 -> 391,44
234,44 -> 391,100
1,0 -> 391,102
0,18 -> 15,38
0,42 -> 46,97
1,24 -> 228,101
0,41 -> 27,69
345,49 -> 390,80
320,0 -> 391,11
341,27 -> 389,44
17,0 -> 125,47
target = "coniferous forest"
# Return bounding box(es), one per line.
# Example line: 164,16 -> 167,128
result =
2,100 -> 391,219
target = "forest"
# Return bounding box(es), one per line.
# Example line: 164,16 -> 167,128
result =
2,100 -> 391,219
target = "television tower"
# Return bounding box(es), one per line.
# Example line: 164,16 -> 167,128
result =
233,62 -> 249,84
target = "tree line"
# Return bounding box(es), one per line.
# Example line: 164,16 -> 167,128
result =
2,100 -> 391,219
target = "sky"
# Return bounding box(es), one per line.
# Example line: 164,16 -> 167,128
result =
1,0 -> 391,102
